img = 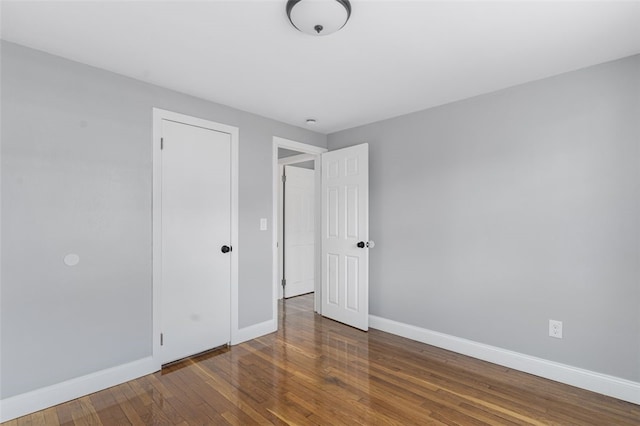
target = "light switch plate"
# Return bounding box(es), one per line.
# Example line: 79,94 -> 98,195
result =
260,218 -> 268,231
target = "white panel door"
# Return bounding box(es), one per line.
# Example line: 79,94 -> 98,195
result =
284,165 -> 315,298
321,143 -> 369,330
161,119 -> 231,364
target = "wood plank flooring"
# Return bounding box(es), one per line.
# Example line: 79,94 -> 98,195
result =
5,294 -> 639,425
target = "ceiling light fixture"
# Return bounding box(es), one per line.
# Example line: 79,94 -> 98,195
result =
286,0 -> 352,36
306,118 -> 317,125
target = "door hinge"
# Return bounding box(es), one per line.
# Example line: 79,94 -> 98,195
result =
282,278 -> 286,287
161,137 -> 164,150
282,174 -> 286,183
160,333 -> 164,346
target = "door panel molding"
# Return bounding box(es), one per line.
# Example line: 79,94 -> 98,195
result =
153,108 -> 239,369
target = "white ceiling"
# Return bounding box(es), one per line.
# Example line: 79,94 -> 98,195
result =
2,1 -> 640,134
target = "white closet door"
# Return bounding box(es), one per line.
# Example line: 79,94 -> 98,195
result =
161,119 -> 231,364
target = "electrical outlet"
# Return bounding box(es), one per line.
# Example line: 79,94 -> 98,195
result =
549,320 -> 563,339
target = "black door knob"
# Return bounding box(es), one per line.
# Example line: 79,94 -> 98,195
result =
221,245 -> 232,253
357,241 -> 366,248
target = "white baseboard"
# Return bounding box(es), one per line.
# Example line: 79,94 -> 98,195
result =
1,319 -> 277,421
232,319 -> 276,345
4,319 -> 635,422
369,315 -> 640,405
0,357 -> 156,422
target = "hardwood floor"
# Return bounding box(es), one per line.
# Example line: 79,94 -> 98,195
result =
5,294 -> 639,425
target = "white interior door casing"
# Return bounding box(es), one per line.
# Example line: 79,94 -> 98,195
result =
160,119 -> 231,364
321,143 -> 369,331
284,165 -> 315,298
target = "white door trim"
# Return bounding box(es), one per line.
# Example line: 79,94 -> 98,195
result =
153,108 -> 239,370
272,137 -> 327,317
278,153 -> 317,166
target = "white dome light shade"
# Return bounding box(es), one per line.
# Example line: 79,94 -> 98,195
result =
286,0 -> 351,36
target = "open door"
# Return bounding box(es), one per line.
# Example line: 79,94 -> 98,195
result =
283,165 -> 315,298
321,143 -> 369,331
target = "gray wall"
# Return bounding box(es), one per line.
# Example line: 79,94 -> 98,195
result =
328,55 -> 640,381
278,147 -> 303,159
0,41 -> 326,398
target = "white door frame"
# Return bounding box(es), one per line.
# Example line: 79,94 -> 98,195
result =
153,108 -> 239,370
272,137 -> 326,317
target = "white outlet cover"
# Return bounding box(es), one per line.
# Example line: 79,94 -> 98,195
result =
549,319 -> 563,339
64,253 -> 80,267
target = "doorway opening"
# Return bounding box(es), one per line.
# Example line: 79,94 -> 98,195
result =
272,137 -> 326,318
